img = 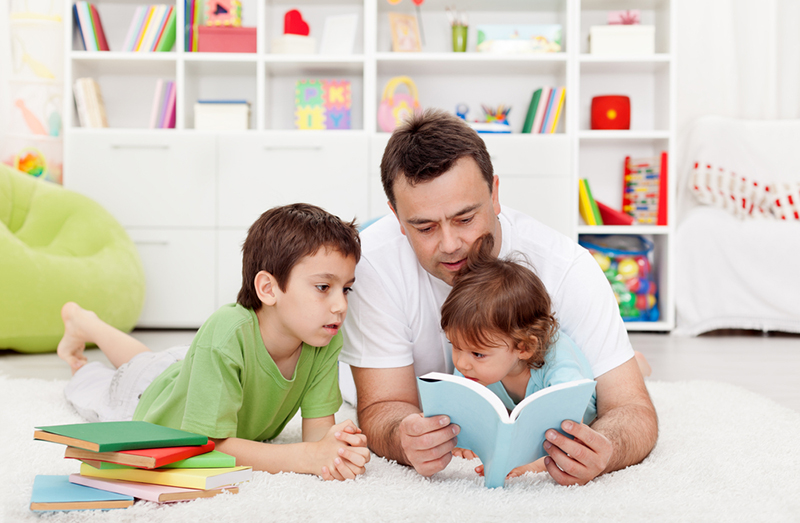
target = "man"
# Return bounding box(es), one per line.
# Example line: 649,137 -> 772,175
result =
340,109 -> 657,485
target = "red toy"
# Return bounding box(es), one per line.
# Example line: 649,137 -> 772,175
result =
284,9 -> 310,36
591,95 -> 630,130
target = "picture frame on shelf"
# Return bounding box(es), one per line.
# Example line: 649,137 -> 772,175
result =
388,13 -> 421,52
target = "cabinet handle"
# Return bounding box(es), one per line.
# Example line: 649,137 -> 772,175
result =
111,144 -> 170,150
134,240 -> 170,246
262,146 -> 323,151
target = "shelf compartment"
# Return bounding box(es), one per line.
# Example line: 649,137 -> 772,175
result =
184,60 -> 258,130
264,0 -> 365,55
578,138 -> 668,212
580,0 -> 672,55
377,0 -> 568,53
578,61 -> 671,131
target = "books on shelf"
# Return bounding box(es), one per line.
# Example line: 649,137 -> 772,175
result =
417,372 -> 596,488
578,178 -> 603,226
30,475 -> 133,512
521,86 -> 565,134
121,4 -> 176,52
622,152 -> 668,225
73,78 -> 108,128
31,420 -> 248,511
73,2 -> 109,51
149,80 -> 177,129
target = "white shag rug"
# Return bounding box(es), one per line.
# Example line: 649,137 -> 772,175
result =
1,376 -> 799,523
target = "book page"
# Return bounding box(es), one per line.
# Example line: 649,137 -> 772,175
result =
509,378 -> 594,421
418,372 -> 510,422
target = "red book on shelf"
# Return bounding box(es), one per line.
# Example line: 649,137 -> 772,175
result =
657,151 -> 668,226
89,3 -> 110,51
596,199 -> 634,226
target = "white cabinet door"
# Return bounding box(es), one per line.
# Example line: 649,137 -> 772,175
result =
128,228 -> 217,328
217,133 -> 369,228
216,228 -> 248,310
66,132 -> 217,228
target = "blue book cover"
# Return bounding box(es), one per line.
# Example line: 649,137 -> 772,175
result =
417,373 -> 596,488
30,475 -> 133,512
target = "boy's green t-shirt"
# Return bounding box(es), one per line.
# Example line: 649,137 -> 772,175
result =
132,303 -> 343,441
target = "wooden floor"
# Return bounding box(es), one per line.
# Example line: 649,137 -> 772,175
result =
1,330 -> 798,412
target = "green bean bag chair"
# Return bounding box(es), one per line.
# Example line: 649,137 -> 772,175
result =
0,163 -> 145,352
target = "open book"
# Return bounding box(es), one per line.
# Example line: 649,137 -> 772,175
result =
417,372 -> 596,488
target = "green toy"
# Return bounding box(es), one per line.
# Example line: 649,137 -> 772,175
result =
0,164 -> 145,352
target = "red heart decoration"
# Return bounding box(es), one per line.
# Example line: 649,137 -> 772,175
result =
411,0 -> 424,5
284,9 -> 310,36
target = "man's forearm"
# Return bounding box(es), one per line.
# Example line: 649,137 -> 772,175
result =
357,400 -> 420,465
591,402 -> 658,474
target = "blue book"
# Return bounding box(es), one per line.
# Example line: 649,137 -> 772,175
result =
73,3 -> 87,51
417,372 -> 596,488
30,475 -> 133,512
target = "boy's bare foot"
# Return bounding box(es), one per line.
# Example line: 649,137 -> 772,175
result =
57,302 -> 93,374
634,350 -> 652,377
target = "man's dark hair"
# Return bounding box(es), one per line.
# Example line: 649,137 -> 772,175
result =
237,203 -> 361,311
380,109 -> 494,209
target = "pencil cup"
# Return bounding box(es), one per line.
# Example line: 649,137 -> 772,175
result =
452,25 -> 468,52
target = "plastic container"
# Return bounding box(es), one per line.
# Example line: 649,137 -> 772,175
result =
579,235 -> 659,322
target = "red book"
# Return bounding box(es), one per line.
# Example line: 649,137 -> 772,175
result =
89,4 -> 109,51
596,199 -> 634,226
657,151 -> 668,226
64,441 -> 215,469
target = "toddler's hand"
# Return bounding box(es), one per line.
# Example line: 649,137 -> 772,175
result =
452,447 -> 478,460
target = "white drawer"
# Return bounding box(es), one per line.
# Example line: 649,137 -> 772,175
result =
66,132 -> 216,228
218,133 -> 369,228
498,176 -> 573,237
216,228 -> 248,310
128,228 -> 217,328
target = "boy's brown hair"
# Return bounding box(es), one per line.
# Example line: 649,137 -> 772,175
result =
380,109 -> 494,210
237,203 -> 361,311
440,234 -> 558,369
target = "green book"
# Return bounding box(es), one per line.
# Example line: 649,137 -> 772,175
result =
582,179 -> 604,226
85,450 -> 236,470
156,7 -> 177,52
522,88 -> 543,134
35,421 -> 208,453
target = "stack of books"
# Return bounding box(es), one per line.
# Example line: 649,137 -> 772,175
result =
73,2 -> 109,51
30,421 -> 250,512
122,4 -> 177,52
521,86 -> 566,134
73,77 -> 108,128
149,79 -> 177,128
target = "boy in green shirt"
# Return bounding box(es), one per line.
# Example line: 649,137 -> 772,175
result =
57,203 -> 370,481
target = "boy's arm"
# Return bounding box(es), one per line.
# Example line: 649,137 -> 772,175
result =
211,417 -> 370,481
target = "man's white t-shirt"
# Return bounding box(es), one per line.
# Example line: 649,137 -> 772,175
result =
340,205 -> 633,382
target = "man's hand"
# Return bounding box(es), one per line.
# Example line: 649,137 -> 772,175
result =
398,413 -> 460,476
542,420 -> 612,486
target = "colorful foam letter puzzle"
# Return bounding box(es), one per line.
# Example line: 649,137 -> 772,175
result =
295,80 -> 351,130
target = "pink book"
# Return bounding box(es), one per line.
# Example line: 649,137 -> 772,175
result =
531,86 -> 551,134
164,82 -> 177,128
157,81 -> 173,128
149,79 -> 164,129
69,474 -> 238,503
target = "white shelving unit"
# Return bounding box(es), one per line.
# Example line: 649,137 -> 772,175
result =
62,0 -> 675,330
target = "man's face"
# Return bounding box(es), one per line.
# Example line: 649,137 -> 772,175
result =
390,157 -> 502,285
